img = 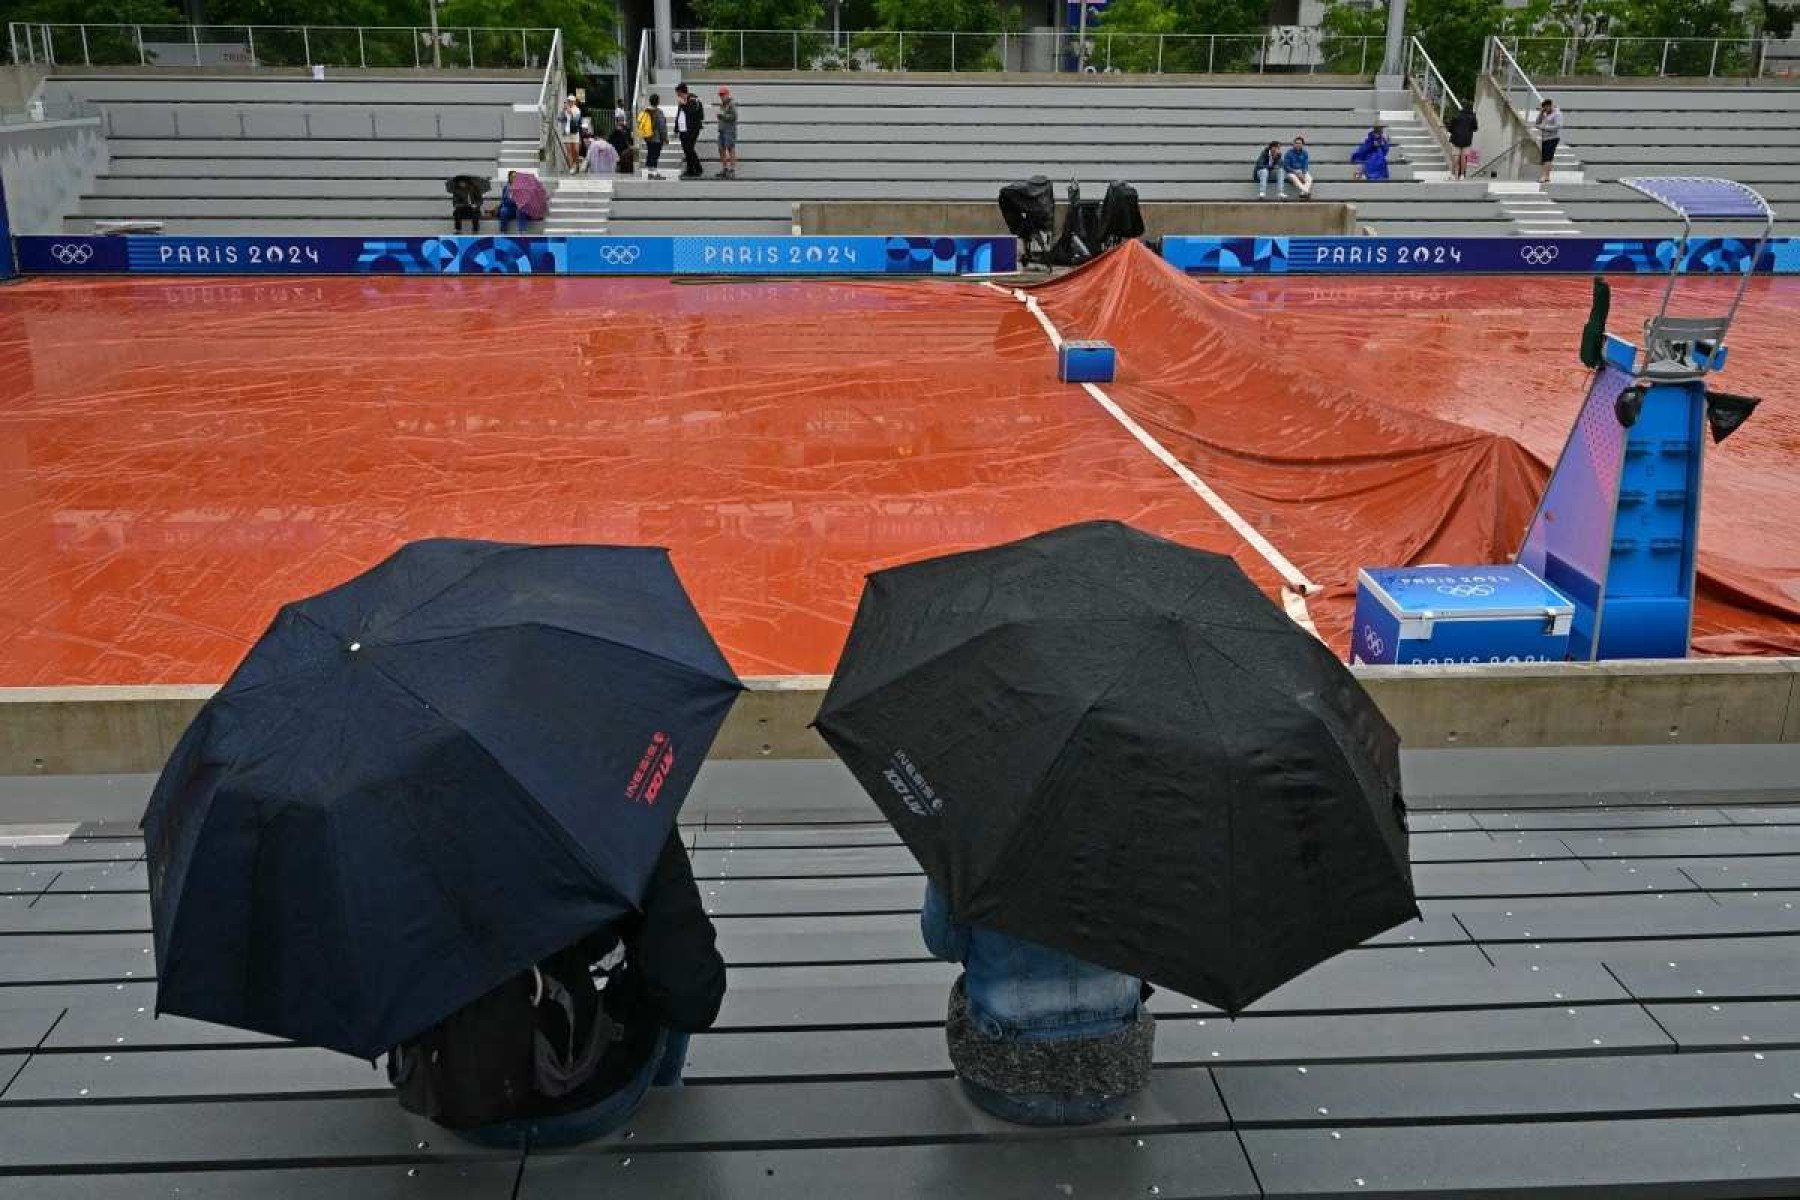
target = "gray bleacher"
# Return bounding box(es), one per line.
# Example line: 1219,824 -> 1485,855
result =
3,747 -> 1800,1196
610,78 -> 1507,237
39,72 -> 542,235
1546,85 -> 1800,237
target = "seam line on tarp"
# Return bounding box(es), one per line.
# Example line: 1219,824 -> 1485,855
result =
1000,287 -> 1322,618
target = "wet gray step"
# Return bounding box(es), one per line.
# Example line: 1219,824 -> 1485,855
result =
1542,87 -> 1800,111
1573,127 -> 1800,147
1456,901 -> 1800,943
1649,1000 -> 1800,1050
720,123 -> 1381,150
103,158 -> 501,178
0,1164 -> 515,1200
1606,952 -> 1800,1002
589,220 -> 794,236
0,1008 -> 61,1054
89,176 -> 451,198
1245,1114 -> 1800,1197
1574,110 -> 1800,130
626,157 -> 1391,181
0,933 -> 152,983
1579,147 -> 1800,167
64,218 -> 476,235
76,197 -> 450,217
1217,1050 -> 1800,1124
102,105 -> 532,141
52,77 -> 540,104
701,83 -> 1375,107
519,1131 -> 1257,1199
104,137 -> 502,158
679,104 -> 1372,126
1471,807 -> 1741,831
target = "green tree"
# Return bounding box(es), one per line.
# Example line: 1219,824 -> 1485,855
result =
1091,0 -> 1273,72
1605,0 -> 1750,73
854,0 -> 1013,70
1316,0 -> 1385,73
6,0 -> 184,65
689,0 -> 824,67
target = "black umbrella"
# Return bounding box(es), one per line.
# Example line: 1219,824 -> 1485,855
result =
814,520 -> 1416,1013
143,539 -> 742,1059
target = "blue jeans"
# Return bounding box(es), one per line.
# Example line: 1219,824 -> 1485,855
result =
1255,166 -> 1285,196
458,1030 -> 689,1149
958,1077 -> 1133,1126
497,200 -> 530,233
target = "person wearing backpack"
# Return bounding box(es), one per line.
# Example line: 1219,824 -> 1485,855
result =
638,93 -> 668,179
675,83 -> 705,180
388,830 -> 725,1147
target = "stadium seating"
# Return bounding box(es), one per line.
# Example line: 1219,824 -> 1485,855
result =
1540,84 -> 1800,236
39,73 -> 541,234
606,78 -> 1513,237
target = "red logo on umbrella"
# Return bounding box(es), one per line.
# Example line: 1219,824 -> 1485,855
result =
627,732 -> 675,803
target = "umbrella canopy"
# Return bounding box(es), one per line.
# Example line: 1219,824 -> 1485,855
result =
814,520 -> 1416,1013
508,172 -> 549,220
143,539 -> 741,1058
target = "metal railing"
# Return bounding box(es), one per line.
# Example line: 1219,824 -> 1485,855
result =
1403,35 -> 1461,127
627,27 -> 651,169
536,27 -> 567,177
667,27 -> 1384,75
1494,35 -> 1772,80
1485,36 -> 1544,113
7,22 -> 556,71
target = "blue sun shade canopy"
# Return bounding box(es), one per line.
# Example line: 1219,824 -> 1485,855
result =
1620,177 -> 1774,223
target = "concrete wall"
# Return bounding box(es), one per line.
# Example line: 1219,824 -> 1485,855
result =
0,66 -> 51,112
4,659 -> 1797,776
0,116 -> 106,234
795,199 -> 1357,237
1472,74 -> 1537,181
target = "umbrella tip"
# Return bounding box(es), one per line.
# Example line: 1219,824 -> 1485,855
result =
348,642 -> 362,653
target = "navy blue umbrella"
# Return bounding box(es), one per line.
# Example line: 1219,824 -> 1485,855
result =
143,539 -> 742,1059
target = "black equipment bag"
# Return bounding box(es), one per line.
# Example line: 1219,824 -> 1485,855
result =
1099,180 -> 1146,245
389,940 -> 621,1130
998,175 -> 1055,240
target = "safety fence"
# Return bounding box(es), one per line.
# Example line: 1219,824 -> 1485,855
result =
6,22 -> 556,71
1493,35 -> 1778,80
667,27 -> 1385,75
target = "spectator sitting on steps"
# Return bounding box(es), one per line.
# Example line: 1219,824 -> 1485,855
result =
1253,141 -> 1287,200
1283,136 -> 1314,199
1350,123 -> 1393,182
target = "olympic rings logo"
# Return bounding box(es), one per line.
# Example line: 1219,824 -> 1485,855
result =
1519,245 -> 1560,266
1436,584 -> 1496,598
1361,625 -> 1386,658
597,245 -> 641,265
50,243 -> 95,265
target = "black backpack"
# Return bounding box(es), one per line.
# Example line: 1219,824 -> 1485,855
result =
388,940 -> 623,1130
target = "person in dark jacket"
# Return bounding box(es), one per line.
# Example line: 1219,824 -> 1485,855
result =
447,174 -> 487,232
674,83 -> 705,179
921,882 -> 1153,1125
607,115 -> 635,174
1253,140 -> 1285,199
1446,104 -> 1479,179
454,831 -> 726,1148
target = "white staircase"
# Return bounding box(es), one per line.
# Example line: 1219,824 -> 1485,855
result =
1378,108 -> 1448,178
1490,179 -> 1580,236
543,175 -> 612,235
498,138 -> 540,173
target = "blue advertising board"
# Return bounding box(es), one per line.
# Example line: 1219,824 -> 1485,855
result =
1162,234 -> 1800,275
0,173 -> 14,281
14,234 -> 1016,278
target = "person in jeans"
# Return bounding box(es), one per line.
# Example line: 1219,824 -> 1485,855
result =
921,882 -> 1153,1125
1535,98 -> 1563,185
1282,136 -> 1313,199
640,93 -> 668,179
715,86 -> 740,179
1253,141 -> 1286,199
1446,103 -> 1479,179
675,83 -> 705,180
493,171 -> 531,234
458,832 -> 725,1148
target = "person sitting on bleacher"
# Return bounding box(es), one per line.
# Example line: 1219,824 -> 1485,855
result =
920,881 -> 1153,1126
1253,141 -> 1287,199
1350,123 -> 1392,182
1282,136 -> 1314,199
447,174 -> 488,233
390,830 -> 725,1147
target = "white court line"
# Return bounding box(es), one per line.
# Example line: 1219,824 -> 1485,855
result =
1004,288 -> 1320,608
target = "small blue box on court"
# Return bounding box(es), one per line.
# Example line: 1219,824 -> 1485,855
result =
1058,340 -> 1116,383
1351,564 -> 1574,665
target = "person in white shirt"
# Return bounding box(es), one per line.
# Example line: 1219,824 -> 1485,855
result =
1535,99 -> 1563,185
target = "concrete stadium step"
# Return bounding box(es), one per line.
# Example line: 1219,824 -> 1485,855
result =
1541,85 -> 1800,112
605,220 -> 794,235
543,175 -> 612,235
104,137 -> 502,159
87,176 -> 453,198
1576,147 -> 1800,167
727,117 -> 1379,143
715,82 -> 1376,108
100,104 -> 535,141
727,131 -> 1374,156
1572,128 -> 1800,148
61,216 -> 463,234
102,158 -> 499,178
75,197 -> 448,218
689,161 -> 1394,183
608,171 -> 1431,201
1571,111 -> 1800,131
705,104 -> 1377,126
43,75 -> 541,105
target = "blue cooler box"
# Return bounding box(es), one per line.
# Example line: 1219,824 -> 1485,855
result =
1352,565 -> 1574,665
1058,340 -> 1117,383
